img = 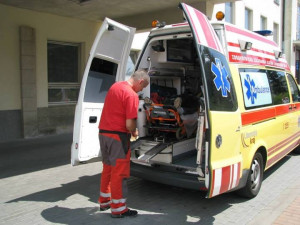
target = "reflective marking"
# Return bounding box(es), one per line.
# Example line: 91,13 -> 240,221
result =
212,168 -> 222,197
111,206 -> 127,212
100,192 -> 111,198
100,201 -> 111,207
112,198 -> 126,204
231,163 -> 238,189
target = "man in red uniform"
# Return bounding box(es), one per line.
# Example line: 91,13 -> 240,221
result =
98,69 -> 149,218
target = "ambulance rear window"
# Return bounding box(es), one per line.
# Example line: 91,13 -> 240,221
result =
201,47 -> 237,111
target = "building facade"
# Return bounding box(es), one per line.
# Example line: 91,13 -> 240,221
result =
0,0 -> 297,142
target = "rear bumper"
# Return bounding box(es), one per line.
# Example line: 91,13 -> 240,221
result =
130,162 -> 206,191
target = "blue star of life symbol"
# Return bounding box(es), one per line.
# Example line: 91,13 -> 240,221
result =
211,58 -> 231,97
244,74 -> 257,104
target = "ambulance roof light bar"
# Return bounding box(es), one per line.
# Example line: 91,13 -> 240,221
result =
238,40 -> 252,51
151,20 -> 166,28
253,30 -> 273,36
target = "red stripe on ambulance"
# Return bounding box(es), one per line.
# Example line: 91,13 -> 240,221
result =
210,162 -> 240,197
241,104 -> 300,126
266,135 -> 300,168
227,42 -> 275,56
182,4 -> 223,53
267,131 -> 300,156
225,25 -> 277,47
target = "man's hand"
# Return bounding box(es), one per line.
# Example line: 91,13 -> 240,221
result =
131,129 -> 138,138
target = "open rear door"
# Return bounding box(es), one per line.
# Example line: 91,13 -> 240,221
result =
180,3 -> 242,198
71,18 -> 135,166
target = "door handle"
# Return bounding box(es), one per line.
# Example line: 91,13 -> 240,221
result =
89,116 -> 97,123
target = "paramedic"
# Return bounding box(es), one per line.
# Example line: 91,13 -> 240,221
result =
98,69 -> 150,218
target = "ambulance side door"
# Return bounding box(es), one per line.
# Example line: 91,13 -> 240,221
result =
286,73 -> 300,145
71,18 -> 135,166
180,3 -> 242,198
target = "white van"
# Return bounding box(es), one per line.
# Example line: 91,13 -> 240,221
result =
71,3 -> 300,198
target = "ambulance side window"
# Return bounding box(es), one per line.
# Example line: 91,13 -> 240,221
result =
267,70 -> 290,105
201,47 -> 237,111
239,68 -> 273,109
83,58 -> 118,103
287,73 -> 300,102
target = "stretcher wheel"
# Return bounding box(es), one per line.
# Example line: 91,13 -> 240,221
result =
176,127 -> 186,140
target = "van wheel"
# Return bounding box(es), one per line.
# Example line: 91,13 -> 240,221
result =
237,152 -> 263,198
293,145 -> 300,154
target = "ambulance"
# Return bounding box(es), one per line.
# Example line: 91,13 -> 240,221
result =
71,3 -> 300,198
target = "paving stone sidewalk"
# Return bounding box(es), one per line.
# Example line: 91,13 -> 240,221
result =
0,133 -> 300,225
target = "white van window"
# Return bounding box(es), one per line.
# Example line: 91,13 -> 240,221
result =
201,47 -> 237,111
267,70 -> 290,105
83,58 -> 117,103
239,69 -> 290,109
240,71 -> 272,108
287,74 -> 300,102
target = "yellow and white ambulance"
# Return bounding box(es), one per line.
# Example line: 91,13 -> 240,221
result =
71,3 -> 300,198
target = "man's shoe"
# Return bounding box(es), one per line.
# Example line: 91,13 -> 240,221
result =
111,209 -> 138,218
100,206 -> 110,211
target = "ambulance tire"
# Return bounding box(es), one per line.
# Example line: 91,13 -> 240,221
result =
237,152 -> 263,198
293,145 -> 300,154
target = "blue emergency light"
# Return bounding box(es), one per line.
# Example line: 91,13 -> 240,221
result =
253,30 -> 273,36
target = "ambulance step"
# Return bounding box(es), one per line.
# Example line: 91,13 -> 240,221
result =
137,142 -> 170,163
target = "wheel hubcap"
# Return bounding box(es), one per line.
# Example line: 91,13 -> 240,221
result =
250,159 -> 260,190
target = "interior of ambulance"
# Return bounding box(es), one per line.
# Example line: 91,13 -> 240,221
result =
130,33 -> 206,174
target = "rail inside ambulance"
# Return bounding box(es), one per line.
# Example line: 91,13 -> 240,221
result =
130,31 -> 207,180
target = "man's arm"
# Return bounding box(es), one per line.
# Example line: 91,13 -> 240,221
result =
126,118 -> 137,137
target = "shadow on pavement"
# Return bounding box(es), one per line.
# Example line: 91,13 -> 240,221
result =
3,133 -> 298,224
0,133 -> 72,179
263,154 -> 291,180
7,171 -> 248,225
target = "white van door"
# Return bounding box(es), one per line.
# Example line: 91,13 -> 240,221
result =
71,18 -> 135,166
180,3 -> 242,198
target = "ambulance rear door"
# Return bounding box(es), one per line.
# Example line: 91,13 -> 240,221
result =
71,18 -> 135,166
180,3 -> 242,198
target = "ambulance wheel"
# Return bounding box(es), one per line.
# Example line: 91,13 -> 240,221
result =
176,127 -> 186,140
293,145 -> 300,154
237,152 -> 263,198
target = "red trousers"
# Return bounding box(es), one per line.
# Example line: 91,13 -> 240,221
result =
98,133 -> 130,215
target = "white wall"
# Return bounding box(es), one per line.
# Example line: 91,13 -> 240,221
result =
0,4 -> 101,110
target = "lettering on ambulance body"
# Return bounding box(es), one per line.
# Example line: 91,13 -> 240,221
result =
240,72 -> 272,108
241,130 -> 257,147
283,122 -> 289,130
229,52 -> 290,70
211,58 -> 231,97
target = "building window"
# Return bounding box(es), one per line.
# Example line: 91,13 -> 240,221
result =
47,41 -> 80,105
225,2 -> 233,23
260,16 -> 267,30
245,8 -> 253,30
297,3 -> 300,40
273,23 -> 279,43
